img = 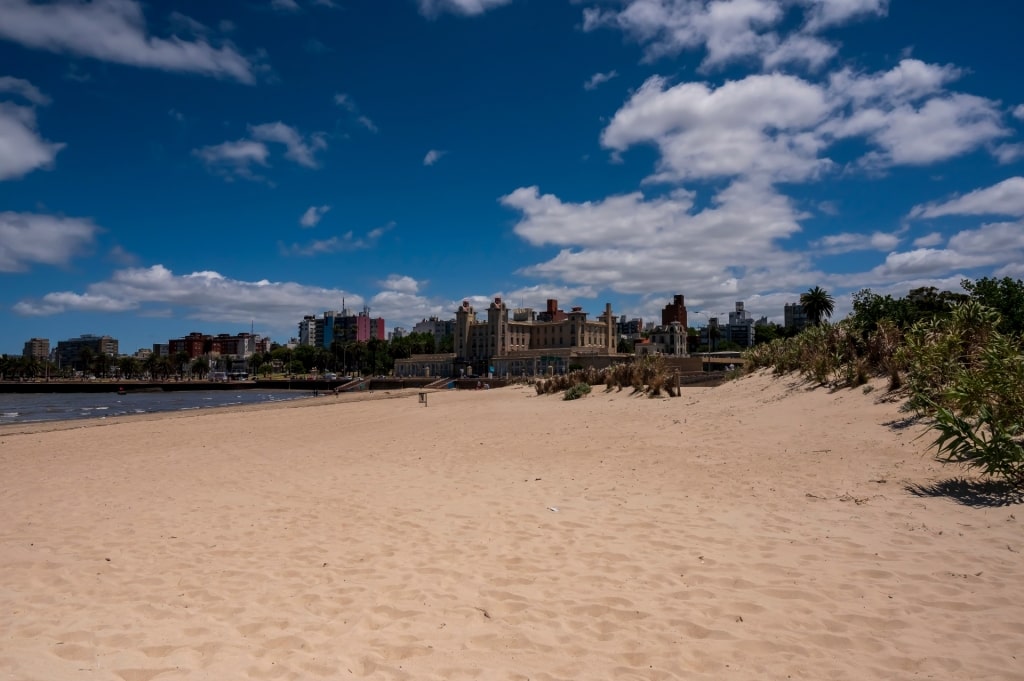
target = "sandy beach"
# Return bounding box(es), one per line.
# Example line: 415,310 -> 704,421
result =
1,373 -> 1021,681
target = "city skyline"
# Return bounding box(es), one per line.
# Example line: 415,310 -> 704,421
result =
2,0 -> 1023,355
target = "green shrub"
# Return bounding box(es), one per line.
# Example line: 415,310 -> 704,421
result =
563,382 -> 592,401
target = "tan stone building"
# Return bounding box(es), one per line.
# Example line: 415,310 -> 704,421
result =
454,297 -> 621,376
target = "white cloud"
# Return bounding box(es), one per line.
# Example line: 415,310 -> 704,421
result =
913,232 -> 944,248
1014,104 -> 1024,120
812,231 -> 900,254
828,59 -> 961,105
800,0 -> 888,32
194,122 -> 326,180
0,211 -> 98,272
417,0 -> 513,17
584,70 -> 618,90
299,205 -> 330,228
502,181 -> 812,295
250,122 -> 326,168
424,149 -> 447,166
601,73 -> 832,183
379,274 -> 421,294
583,0 -> 782,69
357,115 -> 378,133
192,139 -> 270,181
0,0 -> 255,83
762,34 -> 836,71
910,177 -> 1024,218
12,264 -> 364,329
581,0 -> 886,70
333,93 -> 377,132
503,284 -> 599,308
835,220 -> 1024,286
0,101 -> 65,181
279,222 -> 392,256
947,220 -> 1024,255
0,75 -> 51,105
839,94 -> 1007,167
271,0 -> 300,11
994,143 -> 1024,165
601,60 -> 1008,185
865,248 -> 991,278
0,76 -> 64,181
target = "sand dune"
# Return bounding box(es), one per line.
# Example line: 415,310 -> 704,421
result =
1,373 -> 1021,680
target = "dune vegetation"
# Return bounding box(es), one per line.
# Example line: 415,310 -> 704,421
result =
744,278 -> 1024,487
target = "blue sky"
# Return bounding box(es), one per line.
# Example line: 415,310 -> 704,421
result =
2,0 -> 1023,355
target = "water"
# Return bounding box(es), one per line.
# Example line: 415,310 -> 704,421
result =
0,390 -> 316,425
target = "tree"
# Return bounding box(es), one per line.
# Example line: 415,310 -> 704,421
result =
118,356 -> 140,380
249,351 -> 265,376
143,353 -> 161,380
962,276 -> 1024,336
92,352 -> 112,379
77,346 -> 94,375
174,350 -> 191,379
800,286 -> 835,326
191,357 -> 210,379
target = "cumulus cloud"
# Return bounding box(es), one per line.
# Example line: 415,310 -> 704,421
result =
0,0 -> 255,83
1014,104 -> 1024,120
910,177 -> 1024,218
192,139 -> 270,181
601,60 -> 1009,185
0,102 -> 65,181
913,232 -> 944,248
0,211 -> 98,272
837,94 -> 1007,168
299,205 -> 330,228
13,264 -> 364,330
423,149 -> 447,166
194,121 -> 326,180
830,219 -> 1024,288
503,284 -> 599,308
581,0 -> 886,70
584,70 -> 618,90
0,75 -> 64,181
501,181 -> 812,295
379,274 -> 421,294
417,0 -> 513,17
800,0 -> 888,32
812,231 -> 900,254
601,73 -> 832,183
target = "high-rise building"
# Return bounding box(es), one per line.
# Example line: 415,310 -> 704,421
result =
299,307 -> 386,347
55,335 -> 119,370
412,316 -> 455,344
22,337 -> 49,361
784,302 -> 808,330
662,294 -> 689,328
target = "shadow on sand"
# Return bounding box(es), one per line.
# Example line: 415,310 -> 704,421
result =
906,477 -> 1024,508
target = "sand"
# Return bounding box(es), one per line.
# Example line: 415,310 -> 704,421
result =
0,373 -> 1021,681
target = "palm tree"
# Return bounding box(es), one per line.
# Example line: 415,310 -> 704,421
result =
92,352 -> 112,379
174,351 -> 191,379
118,356 -> 140,380
191,357 -> 210,380
77,346 -> 94,375
143,353 -> 160,381
801,286 -> 836,326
